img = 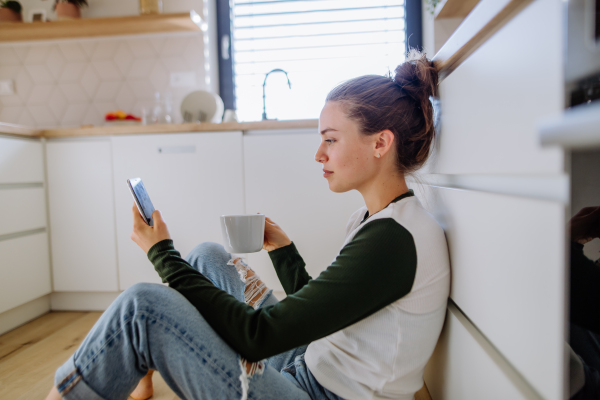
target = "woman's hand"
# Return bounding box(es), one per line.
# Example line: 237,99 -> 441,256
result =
131,204 -> 171,254
261,214 -> 291,252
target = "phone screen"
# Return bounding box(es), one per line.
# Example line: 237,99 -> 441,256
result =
128,178 -> 155,226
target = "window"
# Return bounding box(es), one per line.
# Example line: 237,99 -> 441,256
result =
219,0 -> 417,122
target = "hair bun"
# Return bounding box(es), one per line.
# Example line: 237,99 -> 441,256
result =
393,49 -> 438,104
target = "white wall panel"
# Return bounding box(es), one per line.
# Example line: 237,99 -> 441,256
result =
0,233 -> 51,314
425,304 -> 543,400
243,132 -> 365,291
0,188 -> 47,236
0,137 -> 44,184
429,0 -> 564,175
415,184 -> 565,400
47,139 -> 119,291
112,132 -> 245,290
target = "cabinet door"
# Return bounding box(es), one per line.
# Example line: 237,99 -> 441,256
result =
0,233 -> 51,314
112,132 -> 245,290
0,136 -> 44,184
430,0 -> 564,175
243,131 -> 364,291
0,188 -> 46,236
46,139 -> 119,292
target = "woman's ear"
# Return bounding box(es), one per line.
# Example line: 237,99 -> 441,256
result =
374,129 -> 395,156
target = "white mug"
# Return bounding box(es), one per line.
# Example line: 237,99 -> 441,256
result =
220,214 -> 265,253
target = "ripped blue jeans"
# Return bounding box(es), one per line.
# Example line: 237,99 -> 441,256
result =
54,242 -> 345,400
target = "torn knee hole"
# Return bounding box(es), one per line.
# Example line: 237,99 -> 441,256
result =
238,357 -> 265,400
228,257 -> 250,282
228,257 -> 269,308
244,274 -> 268,307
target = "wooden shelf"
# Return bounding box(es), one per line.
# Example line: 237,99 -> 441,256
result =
0,11 -> 205,43
434,0 -> 480,19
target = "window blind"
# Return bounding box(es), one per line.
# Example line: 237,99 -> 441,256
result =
232,0 -> 406,122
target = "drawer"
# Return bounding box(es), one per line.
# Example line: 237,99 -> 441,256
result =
0,188 -> 47,236
0,232 -> 51,314
418,185 -> 564,400
429,0 -> 564,175
425,304 -> 549,400
0,137 -> 44,184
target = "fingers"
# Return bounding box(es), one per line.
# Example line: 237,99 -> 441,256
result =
132,203 -> 145,228
152,210 -> 166,229
258,212 -> 275,224
574,207 -> 600,219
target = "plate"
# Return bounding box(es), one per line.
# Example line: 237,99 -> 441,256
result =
180,90 -> 224,123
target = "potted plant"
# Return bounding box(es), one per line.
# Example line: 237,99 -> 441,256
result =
54,0 -> 87,20
0,1 -> 23,22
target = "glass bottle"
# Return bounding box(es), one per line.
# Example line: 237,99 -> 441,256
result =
163,91 -> 173,124
151,92 -> 163,124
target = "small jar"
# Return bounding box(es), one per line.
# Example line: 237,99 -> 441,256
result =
139,0 -> 162,15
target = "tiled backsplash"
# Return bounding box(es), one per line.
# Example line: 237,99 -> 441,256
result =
0,32 -> 209,128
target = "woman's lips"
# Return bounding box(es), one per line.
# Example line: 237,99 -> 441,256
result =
323,169 -> 333,177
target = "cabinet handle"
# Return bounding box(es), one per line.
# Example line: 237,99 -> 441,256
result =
157,145 -> 196,154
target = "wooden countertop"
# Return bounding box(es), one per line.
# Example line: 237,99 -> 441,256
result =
0,123 -> 41,138
0,119 -> 319,139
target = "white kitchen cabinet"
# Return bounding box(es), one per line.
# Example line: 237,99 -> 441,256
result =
0,136 -> 44,184
0,135 -> 51,322
0,232 -> 51,314
46,138 -> 119,292
0,188 -> 46,236
243,130 -> 365,291
419,1 -> 567,399
414,184 -> 565,400
425,303 -> 541,400
428,0 -> 564,175
112,131 -> 245,290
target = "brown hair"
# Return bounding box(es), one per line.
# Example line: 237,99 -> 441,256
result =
325,49 -> 439,174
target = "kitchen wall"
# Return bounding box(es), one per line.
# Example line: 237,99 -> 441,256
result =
0,0 -> 219,128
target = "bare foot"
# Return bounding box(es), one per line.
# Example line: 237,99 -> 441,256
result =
130,370 -> 154,400
45,386 -> 62,400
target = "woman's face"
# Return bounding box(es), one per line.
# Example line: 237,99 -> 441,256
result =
315,101 -> 377,193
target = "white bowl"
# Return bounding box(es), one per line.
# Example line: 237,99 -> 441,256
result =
181,90 -> 224,123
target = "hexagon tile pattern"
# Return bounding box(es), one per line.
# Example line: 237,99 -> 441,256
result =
0,32 -> 207,128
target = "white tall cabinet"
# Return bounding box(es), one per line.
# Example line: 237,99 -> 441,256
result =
243,130 -> 364,291
0,136 -> 51,334
423,1 -> 567,399
111,131 -> 245,290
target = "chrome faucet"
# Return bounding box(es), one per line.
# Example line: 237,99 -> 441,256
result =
262,69 -> 292,120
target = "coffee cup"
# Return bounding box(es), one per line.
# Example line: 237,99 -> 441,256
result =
220,214 -> 265,253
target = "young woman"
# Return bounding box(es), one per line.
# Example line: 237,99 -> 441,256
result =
45,49 -> 450,400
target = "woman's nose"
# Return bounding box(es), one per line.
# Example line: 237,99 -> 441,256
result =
315,145 -> 326,163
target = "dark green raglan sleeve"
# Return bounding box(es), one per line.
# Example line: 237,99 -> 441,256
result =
148,218 -> 417,362
267,242 -> 312,295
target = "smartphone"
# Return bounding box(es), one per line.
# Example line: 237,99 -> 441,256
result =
127,178 -> 155,226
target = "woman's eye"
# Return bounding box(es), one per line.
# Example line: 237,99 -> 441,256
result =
325,139 -> 335,144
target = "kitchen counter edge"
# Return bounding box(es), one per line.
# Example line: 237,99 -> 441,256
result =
0,119 -> 319,139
